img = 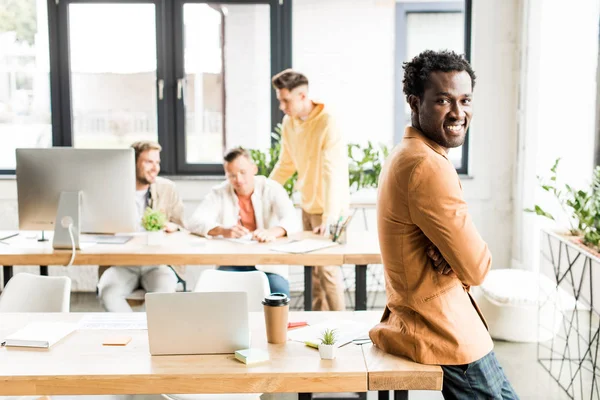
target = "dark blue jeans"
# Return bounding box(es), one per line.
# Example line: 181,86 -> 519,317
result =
441,351 -> 519,399
217,266 -> 290,297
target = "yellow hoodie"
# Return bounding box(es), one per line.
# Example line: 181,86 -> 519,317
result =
269,102 -> 349,222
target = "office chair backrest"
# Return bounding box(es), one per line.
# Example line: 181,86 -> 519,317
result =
194,269 -> 270,312
0,273 -> 71,312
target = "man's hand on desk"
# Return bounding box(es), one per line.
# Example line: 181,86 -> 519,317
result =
313,224 -> 327,235
426,244 -> 453,275
252,227 -> 285,243
208,225 -> 250,238
164,222 -> 180,233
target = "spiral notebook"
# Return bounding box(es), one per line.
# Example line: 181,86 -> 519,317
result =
1,322 -> 78,348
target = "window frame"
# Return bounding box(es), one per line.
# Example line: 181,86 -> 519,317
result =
172,0 -> 291,175
395,0 -> 472,175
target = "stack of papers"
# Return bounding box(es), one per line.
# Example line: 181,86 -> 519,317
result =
2,322 -> 78,348
235,348 -> 270,365
287,320 -> 370,348
270,239 -> 339,254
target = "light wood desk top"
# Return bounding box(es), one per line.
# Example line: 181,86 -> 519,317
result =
0,311 -> 369,396
0,231 -> 381,267
0,311 -> 442,396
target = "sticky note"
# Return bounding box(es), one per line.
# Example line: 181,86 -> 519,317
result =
103,336 -> 132,346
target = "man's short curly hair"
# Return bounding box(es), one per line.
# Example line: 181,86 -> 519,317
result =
403,50 -> 476,101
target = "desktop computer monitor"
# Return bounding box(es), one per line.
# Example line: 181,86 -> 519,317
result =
16,148 -> 138,247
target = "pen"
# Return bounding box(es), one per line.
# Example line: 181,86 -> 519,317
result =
333,216 -> 343,242
305,341 -> 319,349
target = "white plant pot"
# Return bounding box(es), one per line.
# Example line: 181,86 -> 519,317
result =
318,344 -> 336,360
147,230 -> 165,246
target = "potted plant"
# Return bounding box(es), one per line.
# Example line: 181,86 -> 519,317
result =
526,158 -> 600,254
141,207 -> 167,246
318,328 -> 337,360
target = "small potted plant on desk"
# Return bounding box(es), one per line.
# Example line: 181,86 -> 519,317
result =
142,207 -> 167,246
318,328 -> 337,360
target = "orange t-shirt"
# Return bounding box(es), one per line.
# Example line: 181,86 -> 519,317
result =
238,194 -> 257,231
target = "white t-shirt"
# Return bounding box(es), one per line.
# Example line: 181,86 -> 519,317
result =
135,189 -> 148,231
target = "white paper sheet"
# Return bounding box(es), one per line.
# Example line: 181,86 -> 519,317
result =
270,239 -> 339,254
79,313 -> 148,330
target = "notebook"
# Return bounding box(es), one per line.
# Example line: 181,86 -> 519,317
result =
270,239 -> 339,254
2,322 -> 78,348
287,320 -> 369,348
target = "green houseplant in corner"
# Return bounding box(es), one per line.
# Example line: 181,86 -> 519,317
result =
318,328 -> 337,360
141,207 -> 167,246
526,158 -> 600,253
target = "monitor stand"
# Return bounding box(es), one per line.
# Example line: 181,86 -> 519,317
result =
38,231 -> 48,242
52,191 -> 82,250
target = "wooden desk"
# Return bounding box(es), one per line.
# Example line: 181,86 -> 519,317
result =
0,311 -> 442,397
0,231 -> 382,311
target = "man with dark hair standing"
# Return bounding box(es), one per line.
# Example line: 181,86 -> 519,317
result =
270,69 -> 349,311
370,50 -> 518,399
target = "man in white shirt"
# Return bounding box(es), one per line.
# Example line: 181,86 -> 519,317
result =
187,147 -> 299,295
97,141 -> 185,312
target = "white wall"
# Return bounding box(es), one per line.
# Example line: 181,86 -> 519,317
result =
292,0 -> 395,147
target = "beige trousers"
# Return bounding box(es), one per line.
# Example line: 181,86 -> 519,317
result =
302,211 -> 346,311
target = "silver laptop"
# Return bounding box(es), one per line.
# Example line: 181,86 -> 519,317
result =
145,292 -> 250,356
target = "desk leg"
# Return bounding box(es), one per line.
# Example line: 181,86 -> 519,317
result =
298,393 -> 312,400
394,391 -> 408,400
355,264 -> 367,311
3,266 -> 13,287
304,266 -> 313,311
40,266 -> 48,276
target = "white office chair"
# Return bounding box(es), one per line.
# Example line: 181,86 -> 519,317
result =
193,269 -> 271,312
0,273 -> 71,400
163,269 -> 269,400
0,273 -> 71,312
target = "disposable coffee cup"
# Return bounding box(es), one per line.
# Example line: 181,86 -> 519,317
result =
262,293 -> 290,344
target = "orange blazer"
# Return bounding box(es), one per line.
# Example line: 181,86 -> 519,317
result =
369,126 -> 493,365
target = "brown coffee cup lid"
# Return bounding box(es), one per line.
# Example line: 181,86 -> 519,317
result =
262,293 -> 290,306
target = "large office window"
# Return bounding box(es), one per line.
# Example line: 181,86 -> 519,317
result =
0,0 -> 52,172
0,0 -> 290,175
0,0 -> 471,175
177,2 -> 271,170
396,1 -> 471,174
68,3 -> 159,148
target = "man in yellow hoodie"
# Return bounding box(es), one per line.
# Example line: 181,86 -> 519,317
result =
270,69 -> 349,311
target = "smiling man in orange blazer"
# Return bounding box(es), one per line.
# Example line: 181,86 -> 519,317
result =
370,50 -> 518,399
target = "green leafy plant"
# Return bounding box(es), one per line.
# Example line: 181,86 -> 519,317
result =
348,141 -> 390,192
141,207 -> 167,232
319,328 -> 337,345
250,124 -> 390,197
526,158 -> 600,250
